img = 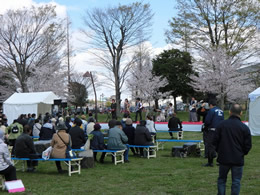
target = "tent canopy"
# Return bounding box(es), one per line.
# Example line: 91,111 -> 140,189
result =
248,87 -> 260,102
3,92 -> 58,125
4,92 -> 58,105
248,87 -> 260,136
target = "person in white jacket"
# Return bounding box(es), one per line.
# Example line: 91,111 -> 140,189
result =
0,131 -> 17,181
146,115 -> 156,141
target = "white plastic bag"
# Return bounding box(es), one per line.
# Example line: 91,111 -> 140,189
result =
42,146 -> 52,160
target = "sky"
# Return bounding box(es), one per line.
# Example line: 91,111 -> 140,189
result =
0,0 -> 178,101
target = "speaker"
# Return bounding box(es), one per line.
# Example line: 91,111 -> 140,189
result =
183,143 -> 200,157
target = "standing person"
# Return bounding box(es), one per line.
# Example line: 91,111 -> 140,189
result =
135,98 -> 143,122
69,118 -> 86,149
0,131 -> 17,181
167,103 -> 174,119
213,104 -> 252,195
110,99 -> 117,120
124,98 -> 130,116
107,121 -> 129,162
15,125 -> 38,172
203,99 -> 224,167
50,121 -> 70,173
168,113 -> 182,139
189,97 -> 197,122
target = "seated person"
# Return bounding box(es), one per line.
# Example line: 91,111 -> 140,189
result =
134,120 -> 153,157
39,117 -> 55,140
87,118 -> 95,135
90,123 -> 106,163
50,121 -> 71,173
168,113 -> 182,139
69,118 -> 86,149
15,125 -> 38,172
146,115 -> 156,141
0,131 -> 17,181
107,121 -> 129,162
33,119 -> 42,137
123,118 -> 137,155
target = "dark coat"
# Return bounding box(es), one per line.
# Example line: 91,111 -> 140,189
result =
213,115 -> 252,166
69,126 -> 86,149
39,126 -> 56,140
123,125 -> 135,145
90,130 -> 106,150
134,125 -> 153,146
15,133 -> 36,158
168,116 -> 182,130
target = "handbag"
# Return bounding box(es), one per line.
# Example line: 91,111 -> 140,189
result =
57,133 -> 76,158
42,146 -> 52,160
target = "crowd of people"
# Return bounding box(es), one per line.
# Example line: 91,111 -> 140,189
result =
0,100 -> 253,194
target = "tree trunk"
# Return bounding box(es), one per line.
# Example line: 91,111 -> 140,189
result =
219,94 -> 225,110
115,78 -> 121,118
173,96 -> 177,113
155,99 -> 159,109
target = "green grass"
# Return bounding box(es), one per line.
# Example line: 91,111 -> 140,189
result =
93,110 -> 248,123
4,132 -> 259,195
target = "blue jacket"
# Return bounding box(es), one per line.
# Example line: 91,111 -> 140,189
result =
90,130 -> 106,150
213,115 -> 252,166
205,106 -> 224,128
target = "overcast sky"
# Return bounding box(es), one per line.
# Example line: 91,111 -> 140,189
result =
0,0 -> 178,101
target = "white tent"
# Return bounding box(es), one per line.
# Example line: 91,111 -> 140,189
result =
3,92 -> 58,125
248,87 -> 260,136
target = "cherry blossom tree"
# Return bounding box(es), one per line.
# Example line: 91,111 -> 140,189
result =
190,47 -> 254,109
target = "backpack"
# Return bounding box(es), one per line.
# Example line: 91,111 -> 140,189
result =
11,125 -> 19,134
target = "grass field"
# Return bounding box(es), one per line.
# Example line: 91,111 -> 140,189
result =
4,131 -> 259,195
96,110 -> 248,123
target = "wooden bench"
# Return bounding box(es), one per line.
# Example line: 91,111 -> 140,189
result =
156,139 -> 203,151
127,145 -> 157,159
72,149 -> 125,165
11,157 -> 83,176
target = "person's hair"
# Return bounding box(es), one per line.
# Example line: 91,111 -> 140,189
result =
89,113 -> 93,117
108,119 -> 116,129
43,116 -> 50,124
74,118 -> 82,126
123,113 -> 128,118
230,104 -> 242,116
65,116 -> 71,122
169,103 -> 173,106
23,125 -> 31,133
147,115 -> 152,120
112,99 -> 115,101
209,99 -> 217,106
139,120 -> 146,126
35,119 -> 39,123
32,113 -> 36,118
125,98 -> 128,102
88,118 -> 95,123
136,97 -> 140,101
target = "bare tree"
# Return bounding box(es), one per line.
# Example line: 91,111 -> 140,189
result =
81,2 -> 153,115
190,47 -> 254,109
166,0 -> 260,65
0,68 -> 17,102
0,5 -> 66,92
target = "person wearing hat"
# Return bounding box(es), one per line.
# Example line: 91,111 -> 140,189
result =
123,118 -> 137,155
107,121 -> 129,162
0,131 -> 17,181
50,121 -> 71,173
90,123 -> 106,163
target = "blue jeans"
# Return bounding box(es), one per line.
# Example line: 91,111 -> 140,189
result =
218,164 -> 243,195
124,148 -> 129,161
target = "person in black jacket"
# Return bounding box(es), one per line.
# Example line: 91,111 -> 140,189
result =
213,104 -> 252,195
134,120 -> 153,157
15,125 -> 38,172
69,118 -> 86,149
123,118 -> 137,155
90,123 -> 106,163
168,113 -> 182,139
39,117 -> 56,140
